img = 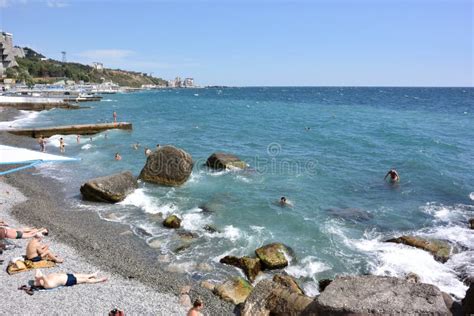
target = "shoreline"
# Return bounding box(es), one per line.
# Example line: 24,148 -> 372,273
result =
0,110 -> 234,314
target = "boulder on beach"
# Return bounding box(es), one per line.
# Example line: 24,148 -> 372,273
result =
241,279 -> 313,316
386,235 -> 454,263
255,243 -> 290,269
272,274 -> 304,295
313,275 -> 450,315
80,171 -> 137,203
220,256 -> 261,283
163,214 -> 182,229
139,145 -> 193,186
214,277 -> 253,305
206,152 -> 247,170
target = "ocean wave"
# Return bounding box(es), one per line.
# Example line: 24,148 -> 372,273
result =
181,208 -> 212,231
284,256 -> 330,279
0,110 -> 41,129
470,192 -> 474,201
119,188 -> 177,215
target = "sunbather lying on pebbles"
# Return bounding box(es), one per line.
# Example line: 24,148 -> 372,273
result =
0,226 -> 48,239
33,270 -> 107,289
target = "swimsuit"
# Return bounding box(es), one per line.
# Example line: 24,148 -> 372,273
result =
29,256 -> 42,262
65,273 -> 77,287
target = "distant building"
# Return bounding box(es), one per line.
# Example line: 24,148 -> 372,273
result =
0,32 -> 19,77
183,78 -> 194,87
92,62 -> 104,71
174,76 -> 182,88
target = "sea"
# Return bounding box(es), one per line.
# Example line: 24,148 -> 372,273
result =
3,87 -> 473,298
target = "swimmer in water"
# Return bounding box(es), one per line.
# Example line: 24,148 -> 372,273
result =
384,169 -> 400,183
114,153 -> 122,161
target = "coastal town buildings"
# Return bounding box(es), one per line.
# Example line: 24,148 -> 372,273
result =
0,32 -> 20,77
183,78 -> 194,87
92,62 -> 104,71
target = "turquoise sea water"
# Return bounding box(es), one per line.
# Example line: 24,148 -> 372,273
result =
9,87 -> 474,297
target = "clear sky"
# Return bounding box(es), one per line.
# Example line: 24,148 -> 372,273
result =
0,0 -> 472,86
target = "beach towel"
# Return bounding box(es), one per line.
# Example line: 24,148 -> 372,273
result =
7,258 -> 56,275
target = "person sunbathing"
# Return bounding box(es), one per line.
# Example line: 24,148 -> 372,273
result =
0,226 -> 48,240
26,233 -> 64,263
33,269 -> 107,289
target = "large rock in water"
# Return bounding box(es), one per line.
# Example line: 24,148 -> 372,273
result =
463,283 -> 474,315
220,256 -> 261,283
80,171 -> 137,203
386,235 -> 454,263
255,243 -> 290,269
313,275 -> 450,315
213,277 -> 253,305
139,145 -> 193,186
206,152 -> 247,170
163,215 -> 181,229
241,279 -> 313,316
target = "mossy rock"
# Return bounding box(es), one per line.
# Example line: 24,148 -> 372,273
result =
163,214 -> 182,229
214,277 -> 253,305
220,256 -> 261,283
386,236 -> 455,263
255,243 -> 289,269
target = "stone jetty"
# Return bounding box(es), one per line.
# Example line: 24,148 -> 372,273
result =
7,122 -> 132,138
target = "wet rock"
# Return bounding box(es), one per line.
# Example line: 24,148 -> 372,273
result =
214,277 -> 253,305
197,262 -> 213,272
272,274 -> 304,295
318,279 -> 332,292
220,256 -> 261,283
325,207 -> 373,222
174,243 -> 191,253
80,171 -> 137,203
176,230 -> 198,240
163,214 -> 181,229
139,145 -> 193,186
148,239 -> 161,249
313,275 -> 449,315
386,235 -> 455,263
469,218 -> 474,229
241,279 -> 313,316
463,283 -> 474,315
135,227 -> 152,238
198,204 -> 213,213
206,152 -> 247,170
203,224 -> 219,233
104,212 -> 120,221
255,243 -> 290,269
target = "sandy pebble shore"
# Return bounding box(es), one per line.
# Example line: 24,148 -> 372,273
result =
0,109 -> 234,315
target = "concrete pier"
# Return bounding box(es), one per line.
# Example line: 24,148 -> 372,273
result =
0,96 -> 80,110
7,122 -> 132,138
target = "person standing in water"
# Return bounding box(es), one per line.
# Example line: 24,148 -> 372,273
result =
384,169 -> 400,183
59,138 -> 65,153
76,135 -> 81,144
38,136 -> 46,152
113,111 -> 117,123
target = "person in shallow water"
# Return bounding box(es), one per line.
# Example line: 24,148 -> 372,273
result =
279,197 -> 288,206
187,299 -> 204,316
33,269 -> 107,289
384,169 -> 400,182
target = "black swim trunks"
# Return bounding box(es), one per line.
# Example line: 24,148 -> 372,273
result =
65,273 -> 77,287
29,256 -> 42,262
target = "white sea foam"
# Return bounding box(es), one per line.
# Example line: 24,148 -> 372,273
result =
181,208 -> 211,231
217,225 -> 242,242
353,237 -> 467,298
0,110 -> 41,129
81,144 -> 93,150
302,282 -> 320,297
470,192 -> 474,201
119,188 -> 177,215
284,256 -> 330,279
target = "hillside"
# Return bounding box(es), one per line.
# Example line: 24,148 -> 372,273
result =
7,47 -> 168,87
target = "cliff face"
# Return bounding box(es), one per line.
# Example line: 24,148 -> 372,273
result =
10,47 -> 167,87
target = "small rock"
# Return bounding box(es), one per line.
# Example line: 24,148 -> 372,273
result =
163,214 -> 181,229
273,274 -> 304,295
214,277 -> 253,305
104,212 -> 119,221
148,239 -> 161,249
201,280 -> 216,291
176,230 -> 198,240
197,262 -> 213,272
174,243 -> 191,253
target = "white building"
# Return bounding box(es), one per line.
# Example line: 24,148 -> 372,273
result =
92,62 -> 104,71
184,78 -> 194,87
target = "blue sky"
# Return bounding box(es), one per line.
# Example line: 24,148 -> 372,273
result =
0,0 -> 472,86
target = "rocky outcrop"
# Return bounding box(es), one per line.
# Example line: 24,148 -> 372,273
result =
139,145 -> 193,186
241,279 -> 313,316
313,275 -> 450,315
272,274 -> 304,295
9,121 -> 130,138
463,283 -> 474,316
220,256 -> 261,283
214,277 -> 253,305
318,279 -> 332,292
386,235 -> 454,263
206,153 -> 247,170
80,171 -> 137,203
255,243 -> 290,269
163,215 -> 181,229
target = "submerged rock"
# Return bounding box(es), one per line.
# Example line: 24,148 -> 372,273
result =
214,277 -> 253,305
220,256 -> 261,283
314,275 -> 449,315
203,224 -> 219,234
386,235 -> 455,263
176,230 -> 198,240
139,145 -> 193,186
241,279 -> 313,316
163,214 -> 182,229
80,171 -> 137,203
206,152 -> 247,170
272,274 -> 304,295
325,207 -> 373,222
255,243 -> 290,269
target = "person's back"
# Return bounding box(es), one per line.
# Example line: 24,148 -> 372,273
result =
26,237 -> 40,259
